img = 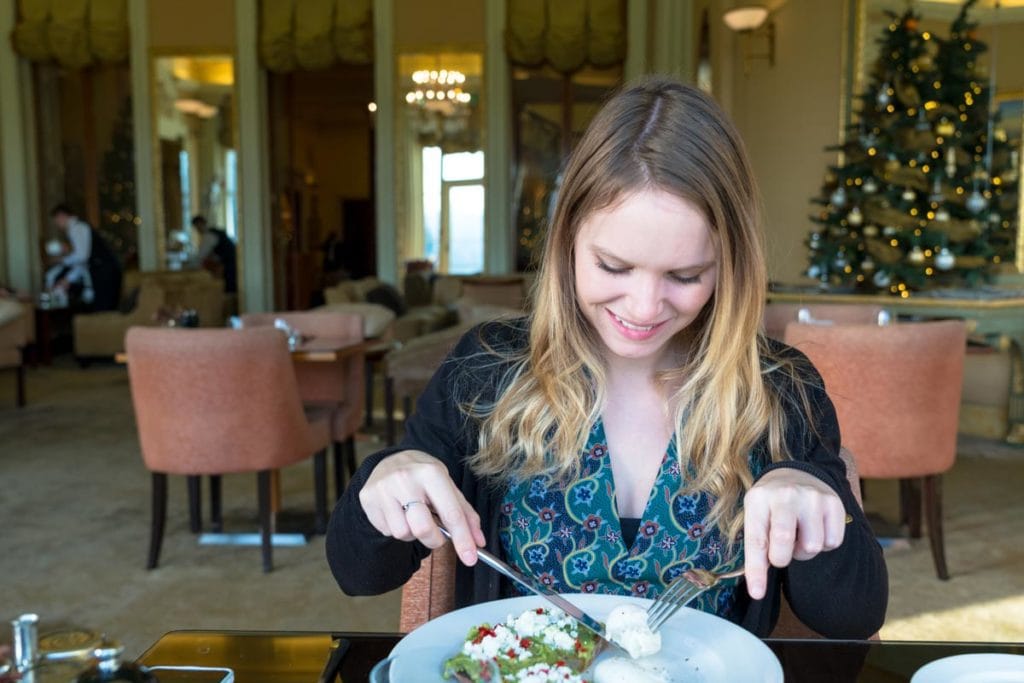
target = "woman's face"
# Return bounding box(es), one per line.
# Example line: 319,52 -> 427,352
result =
573,188 -> 718,370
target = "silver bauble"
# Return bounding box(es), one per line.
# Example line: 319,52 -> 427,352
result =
901,188 -> 916,202
847,207 -> 864,226
935,208 -> 951,222
877,84 -> 891,107
863,178 -> 879,194
873,270 -> 892,288
935,247 -> 956,270
966,190 -> 987,214
861,257 -> 876,272
907,245 -> 926,264
830,187 -> 848,208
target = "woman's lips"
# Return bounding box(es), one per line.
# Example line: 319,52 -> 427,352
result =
606,309 -> 664,341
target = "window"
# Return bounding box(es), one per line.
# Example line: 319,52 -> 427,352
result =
422,148 -> 485,274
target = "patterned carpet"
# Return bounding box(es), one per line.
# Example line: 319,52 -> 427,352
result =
0,360 -> 1021,658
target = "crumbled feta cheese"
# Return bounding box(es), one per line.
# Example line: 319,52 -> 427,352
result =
515,662 -> 587,682
604,604 -> 662,659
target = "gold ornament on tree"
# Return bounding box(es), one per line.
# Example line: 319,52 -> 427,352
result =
935,118 -> 955,137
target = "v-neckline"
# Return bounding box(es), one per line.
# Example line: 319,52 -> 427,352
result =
594,418 -> 676,555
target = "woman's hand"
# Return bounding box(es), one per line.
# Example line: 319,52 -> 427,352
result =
359,449 -> 486,566
742,468 -> 848,600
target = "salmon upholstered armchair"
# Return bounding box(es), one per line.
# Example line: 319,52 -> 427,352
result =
399,448 -> 869,637
240,311 -> 365,498
784,319 -> 967,580
126,326 -> 333,572
762,302 -> 890,341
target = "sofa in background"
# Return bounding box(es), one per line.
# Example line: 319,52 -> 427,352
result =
73,270 -> 225,359
0,298 -> 33,406
321,273 -> 536,344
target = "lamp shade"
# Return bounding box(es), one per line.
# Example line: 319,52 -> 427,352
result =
723,6 -> 769,32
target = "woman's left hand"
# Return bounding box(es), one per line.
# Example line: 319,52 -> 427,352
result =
742,468 -> 848,600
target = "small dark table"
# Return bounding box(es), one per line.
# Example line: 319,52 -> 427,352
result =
32,302 -> 72,365
138,630 -> 1024,683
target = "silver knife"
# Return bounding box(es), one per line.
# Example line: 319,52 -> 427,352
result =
436,525 -> 629,656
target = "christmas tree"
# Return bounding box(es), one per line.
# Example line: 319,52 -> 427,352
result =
97,96 -> 138,269
806,0 -> 1020,295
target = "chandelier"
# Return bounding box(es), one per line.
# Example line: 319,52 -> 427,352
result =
404,69 -> 472,112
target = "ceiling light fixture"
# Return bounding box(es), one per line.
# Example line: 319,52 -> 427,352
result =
722,5 -> 775,74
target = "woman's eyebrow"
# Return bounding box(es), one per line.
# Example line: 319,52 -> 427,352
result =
592,246 -> 715,273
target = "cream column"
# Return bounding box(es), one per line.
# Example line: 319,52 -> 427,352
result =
129,0 -> 158,271
484,0 -> 512,274
234,0 -> 273,311
0,2 -> 41,291
651,0 -> 695,80
624,0 -> 650,82
373,0 -> 398,284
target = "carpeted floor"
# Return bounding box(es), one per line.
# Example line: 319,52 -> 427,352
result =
1,360 -> 1022,658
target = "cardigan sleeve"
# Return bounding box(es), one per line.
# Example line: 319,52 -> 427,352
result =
325,322 -> 514,596
754,344 -> 889,638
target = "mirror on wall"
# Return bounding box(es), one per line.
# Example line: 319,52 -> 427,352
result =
152,54 -> 238,274
397,51 -> 485,275
845,0 -> 1024,272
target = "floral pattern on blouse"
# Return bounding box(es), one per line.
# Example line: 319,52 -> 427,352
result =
499,419 -> 756,618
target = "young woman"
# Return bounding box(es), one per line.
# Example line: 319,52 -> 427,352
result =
326,77 -> 887,637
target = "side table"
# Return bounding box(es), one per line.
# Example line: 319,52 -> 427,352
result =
33,303 -> 72,365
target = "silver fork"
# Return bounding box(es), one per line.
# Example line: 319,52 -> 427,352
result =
646,566 -> 746,632
647,512 -> 855,631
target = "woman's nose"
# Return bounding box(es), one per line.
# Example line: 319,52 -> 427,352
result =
625,277 -> 663,322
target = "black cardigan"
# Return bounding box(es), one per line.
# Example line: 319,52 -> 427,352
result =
326,319 -> 888,638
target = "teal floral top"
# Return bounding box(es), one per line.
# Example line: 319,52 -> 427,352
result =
499,419 -> 757,618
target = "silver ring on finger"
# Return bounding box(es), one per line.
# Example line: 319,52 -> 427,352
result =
401,499 -> 425,513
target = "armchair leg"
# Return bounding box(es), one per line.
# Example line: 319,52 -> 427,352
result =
364,357 -> 375,429
332,442 -> 345,502
15,364 -> 26,407
209,475 -> 223,533
923,474 -> 950,580
385,377 -> 396,446
313,450 -> 328,535
899,478 -> 923,538
147,473 -> 168,569
187,476 -> 202,533
345,436 -> 357,477
257,470 -> 273,573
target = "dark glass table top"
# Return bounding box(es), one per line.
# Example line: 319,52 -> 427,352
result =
137,630 -> 1024,683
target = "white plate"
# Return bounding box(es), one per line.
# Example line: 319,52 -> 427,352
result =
911,653 -> 1024,683
389,593 -> 783,682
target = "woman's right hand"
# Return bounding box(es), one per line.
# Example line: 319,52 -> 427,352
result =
358,449 -> 486,566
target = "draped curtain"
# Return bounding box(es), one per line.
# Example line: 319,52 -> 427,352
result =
507,0 -> 625,74
259,0 -> 373,73
12,0 -> 129,68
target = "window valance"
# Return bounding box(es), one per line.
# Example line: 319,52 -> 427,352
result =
506,0 -> 625,74
11,0 -> 129,68
259,0 -> 372,73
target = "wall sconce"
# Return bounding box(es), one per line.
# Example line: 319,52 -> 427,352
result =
723,5 -> 775,74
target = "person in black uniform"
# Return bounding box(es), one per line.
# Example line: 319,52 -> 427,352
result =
48,204 -> 122,311
190,215 -> 237,293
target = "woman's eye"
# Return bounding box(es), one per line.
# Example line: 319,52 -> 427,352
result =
669,273 -> 701,285
597,260 -> 628,275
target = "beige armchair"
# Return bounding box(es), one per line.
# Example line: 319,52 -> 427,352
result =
0,299 -> 33,406
323,276 -> 460,343
73,270 -> 225,359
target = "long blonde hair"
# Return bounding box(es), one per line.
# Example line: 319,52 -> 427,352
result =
467,78 -> 799,545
